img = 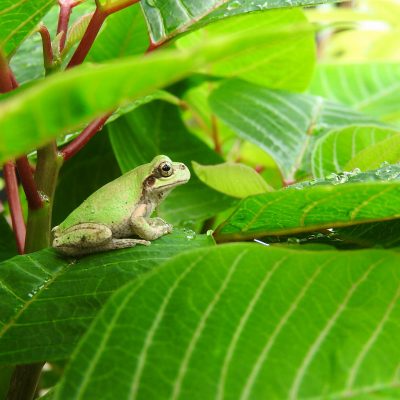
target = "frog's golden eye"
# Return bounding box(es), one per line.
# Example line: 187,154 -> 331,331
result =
159,161 -> 173,177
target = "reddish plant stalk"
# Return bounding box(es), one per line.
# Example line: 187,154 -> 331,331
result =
67,0 -> 140,68
57,3 -> 73,51
3,162 -> 26,254
0,52 -> 13,93
3,61 -> 43,212
38,25 -> 54,70
211,114 -> 222,155
15,157 -> 43,210
67,7 -> 107,68
60,112 -> 113,160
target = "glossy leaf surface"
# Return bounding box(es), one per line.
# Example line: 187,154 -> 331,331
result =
55,244 -> 400,399
209,79 -> 379,180
177,9 -> 316,91
0,0 -> 54,56
192,161 -> 271,198
309,63 -> 400,123
216,181 -> 400,241
141,0 -> 338,45
0,231 -> 212,364
311,125 -> 399,178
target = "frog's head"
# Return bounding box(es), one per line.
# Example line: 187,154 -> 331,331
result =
143,155 -> 190,195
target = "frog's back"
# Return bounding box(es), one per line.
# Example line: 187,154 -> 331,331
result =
58,166 -> 145,230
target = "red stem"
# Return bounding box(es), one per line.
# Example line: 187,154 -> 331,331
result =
211,114 -> 222,155
15,157 -> 43,210
3,162 -> 26,254
60,112 -> 112,160
67,7 -> 107,68
57,3 -> 73,51
0,52 -> 13,93
38,25 -> 54,70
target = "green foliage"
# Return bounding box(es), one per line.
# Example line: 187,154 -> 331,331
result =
192,161 -> 272,198
309,63 -> 400,123
0,0 -> 54,56
0,231 -> 212,364
54,244 -> 400,399
1,0 -> 400,398
209,79 -> 379,180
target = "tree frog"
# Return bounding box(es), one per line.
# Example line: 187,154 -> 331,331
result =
52,155 -> 190,256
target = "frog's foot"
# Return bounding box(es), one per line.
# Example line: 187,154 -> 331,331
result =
131,216 -> 172,241
148,217 -> 172,232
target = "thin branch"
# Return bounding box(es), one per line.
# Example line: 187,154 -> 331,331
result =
15,157 -> 43,210
211,114 -> 222,155
67,0 -> 140,68
57,2 -> 72,51
3,162 -> 26,254
60,112 -> 112,160
102,0 -> 140,14
6,363 -> 45,400
38,24 -> 54,71
67,7 -> 107,68
0,51 -> 13,93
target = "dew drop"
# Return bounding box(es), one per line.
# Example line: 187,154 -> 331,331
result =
183,228 -> 196,241
227,0 -> 240,10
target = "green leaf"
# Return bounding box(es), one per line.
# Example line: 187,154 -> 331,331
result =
192,161 -> 272,198
141,0 -> 338,45
209,79 -> 379,180
0,0 -> 55,56
311,125 -> 399,178
0,24 -> 301,164
87,3 -> 149,62
309,63 -> 400,124
177,9 -> 316,91
54,244 -> 400,399
108,101 -> 236,224
0,230 -> 212,365
346,133 -> 400,172
215,181 -> 400,241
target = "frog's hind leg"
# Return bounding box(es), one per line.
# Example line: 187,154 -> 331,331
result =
52,223 -> 150,256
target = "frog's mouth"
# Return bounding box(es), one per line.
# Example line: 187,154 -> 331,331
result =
155,178 -> 189,190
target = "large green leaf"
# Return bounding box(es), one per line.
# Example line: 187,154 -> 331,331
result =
55,244 -> 400,399
216,181 -> 400,241
0,230 -> 212,365
0,23 -> 306,164
177,9 -> 316,91
309,63 -> 400,124
192,161 -> 271,198
0,0 -> 54,56
311,125 -> 400,178
108,101 -> 235,224
141,0 -> 338,45
209,79 -> 379,181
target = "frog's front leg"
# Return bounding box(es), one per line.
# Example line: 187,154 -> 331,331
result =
130,208 -> 172,241
52,223 -> 149,256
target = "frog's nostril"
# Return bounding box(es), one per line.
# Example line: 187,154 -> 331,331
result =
180,164 -> 186,170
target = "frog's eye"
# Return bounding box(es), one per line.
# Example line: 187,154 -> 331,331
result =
159,161 -> 173,177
